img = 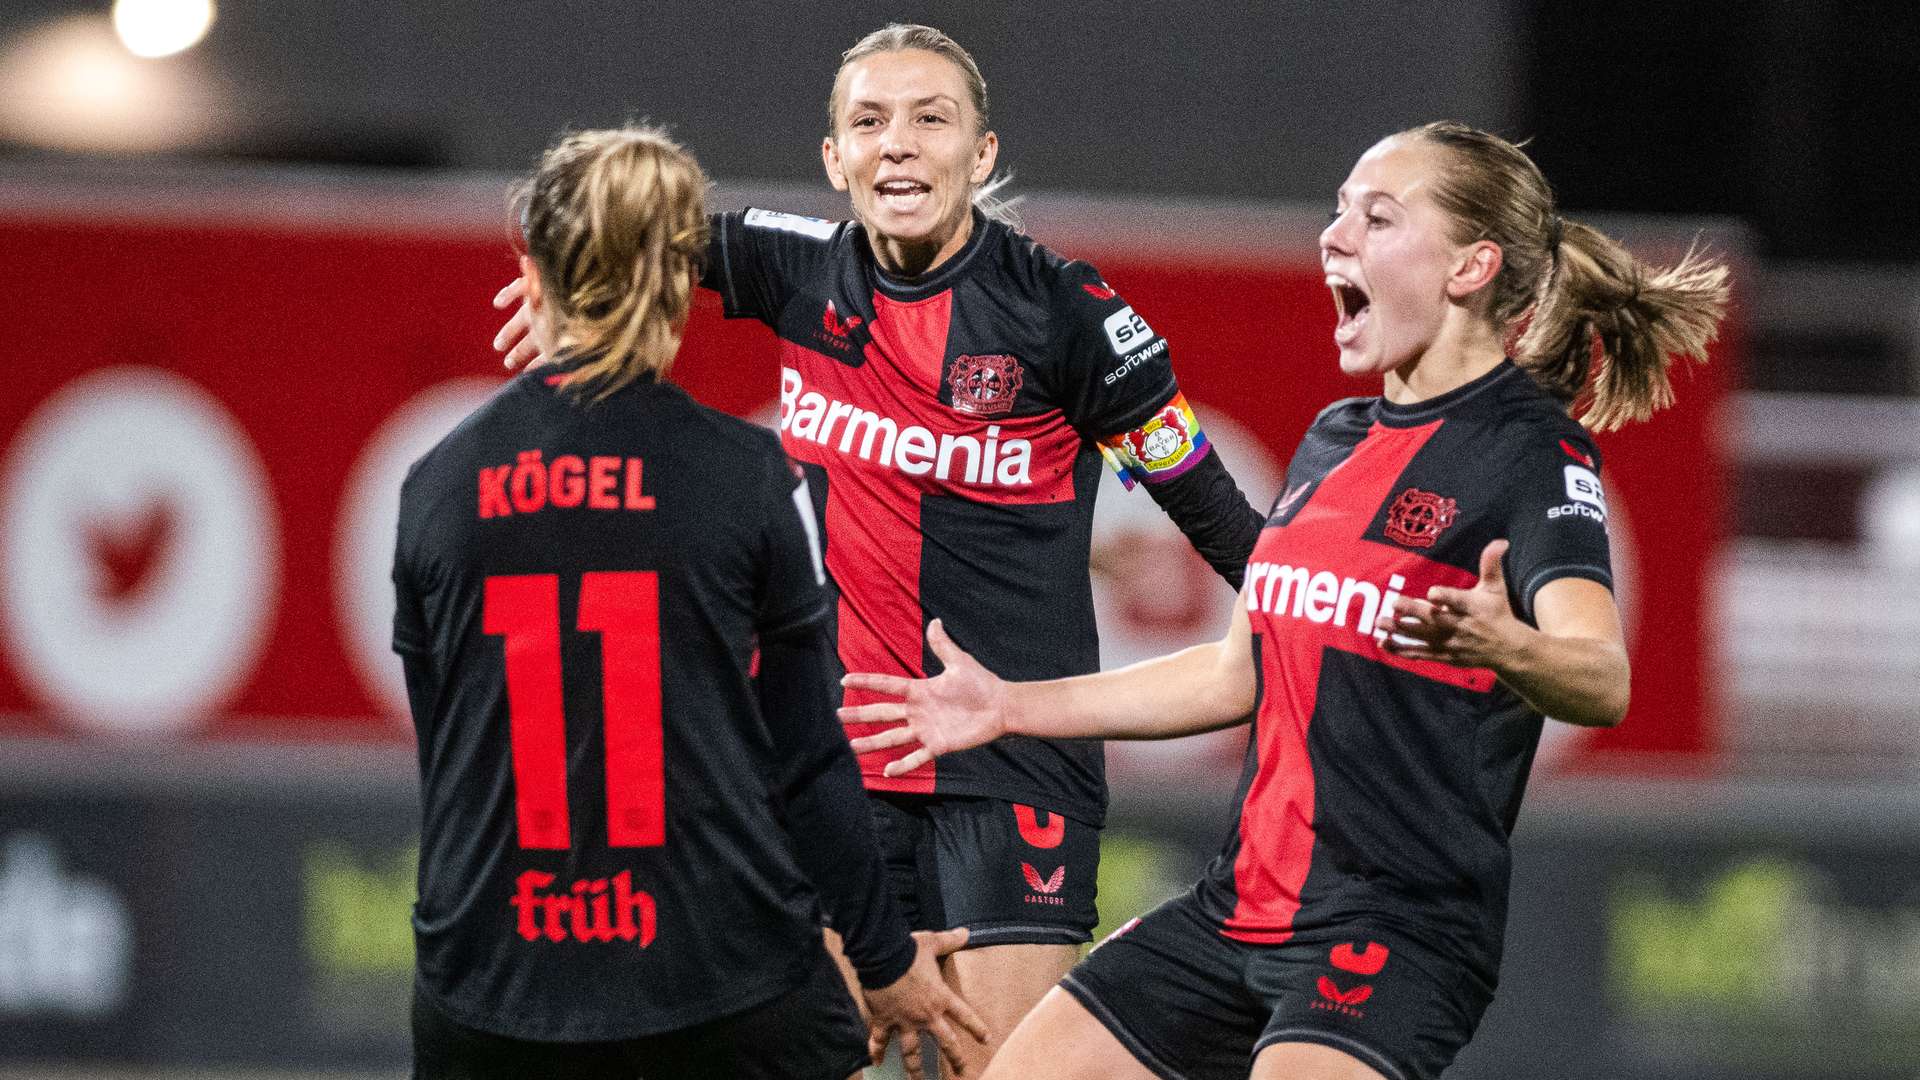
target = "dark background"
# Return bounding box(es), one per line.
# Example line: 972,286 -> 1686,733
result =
3,0 -> 1915,261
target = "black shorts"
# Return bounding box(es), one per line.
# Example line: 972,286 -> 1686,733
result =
868,793 -> 1099,947
1061,891 -> 1494,1080
410,939 -> 866,1080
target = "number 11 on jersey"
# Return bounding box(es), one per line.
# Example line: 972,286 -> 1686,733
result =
483,573 -> 664,850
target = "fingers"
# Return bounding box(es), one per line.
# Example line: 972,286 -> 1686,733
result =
504,334 -> 544,371
927,1017 -> 968,1077
492,277 -> 528,309
922,926 -> 970,957
492,302 -> 529,353
925,618 -> 965,668
1477,539 -> 1510,587
947,990 -> 989,1044
839,702 -> 909,726
842,672 -> 914,698
899,1027 -> 925,1080
848,727 -> 920,755
882,748 -> 934,778
868,1026 -> 889,1068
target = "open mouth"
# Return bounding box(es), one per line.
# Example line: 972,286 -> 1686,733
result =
875,179 -> 931,210
1328,276 -> 1371,344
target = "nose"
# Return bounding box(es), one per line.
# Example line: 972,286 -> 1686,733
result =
1320,210 -> 1355,260
880,116 -> 916,162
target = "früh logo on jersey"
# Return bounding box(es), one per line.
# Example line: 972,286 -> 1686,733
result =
948,354 -> 1024,417
1382,487 -> 1458,548
1021,862 -> 1066,904
510,869 -> 656,947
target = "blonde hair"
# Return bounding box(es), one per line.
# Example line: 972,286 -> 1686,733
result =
512,125 -> 710,401
827,23 -> 1021,229
1405,121 -> 1730,431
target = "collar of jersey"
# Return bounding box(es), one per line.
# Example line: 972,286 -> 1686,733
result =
1372,358 -> 1525,426
863,207 -> 994,302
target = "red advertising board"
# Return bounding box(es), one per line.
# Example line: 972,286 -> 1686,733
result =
0,174 -> 1739,773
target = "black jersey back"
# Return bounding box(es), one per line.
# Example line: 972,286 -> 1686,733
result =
1195,362 -> 1614,979
393,370 -> 835,1041
705,208 -> 1220,825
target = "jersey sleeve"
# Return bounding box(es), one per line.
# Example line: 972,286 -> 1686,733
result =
750,450 -> 916,988
1501,425 -> 1615,623
753,454 -> 830,641
1044,263 -> 1221,492
391,475 -> 431,656
701,209 -> 845,327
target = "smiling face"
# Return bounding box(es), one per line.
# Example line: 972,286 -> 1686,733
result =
1319,135 -> 1498,379
822,48 -> 998,275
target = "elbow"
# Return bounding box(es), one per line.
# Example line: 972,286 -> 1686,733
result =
1587,660 -> 1631,728
1592,687 -> 1629,728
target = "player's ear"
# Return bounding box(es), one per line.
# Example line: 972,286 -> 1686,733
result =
519,254 -> 546,315
822,136 -> 849,193
1445,239 -> 1502,301
969,130 -> 999,185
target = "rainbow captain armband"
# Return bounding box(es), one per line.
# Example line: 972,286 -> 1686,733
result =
1098,392 -> 1213,490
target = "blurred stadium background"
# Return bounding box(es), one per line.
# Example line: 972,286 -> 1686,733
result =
0,2 -> 1916,1078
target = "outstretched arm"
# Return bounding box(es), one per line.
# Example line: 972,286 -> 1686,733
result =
841,598 -> 1258,777
1380,539 -> 1630,726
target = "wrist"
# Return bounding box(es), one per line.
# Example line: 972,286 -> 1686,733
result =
999,681 -> 1030,738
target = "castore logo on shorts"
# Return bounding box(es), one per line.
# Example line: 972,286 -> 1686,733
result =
1021,862 -> 1066,904
1312,940 -> 1390,1018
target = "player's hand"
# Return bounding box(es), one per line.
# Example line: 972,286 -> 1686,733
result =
861,928 -> 988,1079
1377,540 -> 1525,669
491,276 -> 549,371
839,619 -> 1009,777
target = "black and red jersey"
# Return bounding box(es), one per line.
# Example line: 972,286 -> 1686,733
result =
704,207 -> 1256,826
1193,361 -> 1614,977
393,371 -> 907,1041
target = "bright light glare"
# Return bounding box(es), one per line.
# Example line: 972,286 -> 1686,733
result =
112,0 -> 216,59
0,15 -> 220,152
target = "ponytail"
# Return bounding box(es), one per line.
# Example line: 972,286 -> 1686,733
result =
1407,121 -> 1731,430
513,126 -> 711,403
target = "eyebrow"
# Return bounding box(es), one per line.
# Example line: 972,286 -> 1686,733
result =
1335,187 -> 1404,208
847,94 -> 962,113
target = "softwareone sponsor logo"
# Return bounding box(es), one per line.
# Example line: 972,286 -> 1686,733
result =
0,833 -> 132,1016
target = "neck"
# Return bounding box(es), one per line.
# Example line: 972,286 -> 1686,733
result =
869,208 -> 975,279
1383,309 -> 1507,404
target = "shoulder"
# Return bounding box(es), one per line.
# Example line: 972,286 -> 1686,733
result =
726,208 -> 860,274
734,207 -> 850,245
1308,395 -> 1376,435
1487,394 -> 1602,472
657,382 -> 783,456
403,375 -> 531,492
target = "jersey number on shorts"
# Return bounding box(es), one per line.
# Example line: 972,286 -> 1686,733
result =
483,573 -> 663,851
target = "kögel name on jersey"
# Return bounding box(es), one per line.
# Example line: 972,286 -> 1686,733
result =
1243,560 -> 1406,646
479,450 -> 656,518
780,367 -> 1033,488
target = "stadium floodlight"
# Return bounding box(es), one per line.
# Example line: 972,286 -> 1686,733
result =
112,0 -> 216,59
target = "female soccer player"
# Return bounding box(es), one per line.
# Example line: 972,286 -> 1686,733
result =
396,125 -> 984,1080
838,121 -> 1730,1080
490,25 -> 1267,1073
